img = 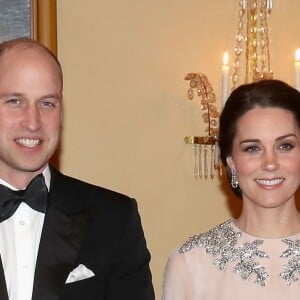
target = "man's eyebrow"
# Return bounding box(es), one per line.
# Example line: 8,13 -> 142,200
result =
0,93 -> 62,99
0,93 -> 25,97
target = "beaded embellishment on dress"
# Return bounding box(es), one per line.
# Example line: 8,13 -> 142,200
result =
280,238 -> 300,285
179,220 -> 269,286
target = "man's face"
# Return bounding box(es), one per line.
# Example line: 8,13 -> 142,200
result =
0,46 -> 62,184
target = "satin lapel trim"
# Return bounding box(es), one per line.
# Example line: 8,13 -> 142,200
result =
0,256 -> 8,300
32,202 -> 88,300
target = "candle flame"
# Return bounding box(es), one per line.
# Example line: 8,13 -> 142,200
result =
295,48 -> 300,62
223,52 -> 229,66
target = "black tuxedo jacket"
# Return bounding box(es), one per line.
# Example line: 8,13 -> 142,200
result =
0,166 -> 154,300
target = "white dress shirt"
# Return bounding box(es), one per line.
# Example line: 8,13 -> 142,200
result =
0,166 -> 51,300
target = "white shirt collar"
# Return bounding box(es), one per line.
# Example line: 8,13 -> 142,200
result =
0,165 -> 51,191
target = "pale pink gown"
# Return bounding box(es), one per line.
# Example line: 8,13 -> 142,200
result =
162,220 -> 300,300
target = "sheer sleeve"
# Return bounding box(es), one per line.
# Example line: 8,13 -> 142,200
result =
162,250 -> 192,300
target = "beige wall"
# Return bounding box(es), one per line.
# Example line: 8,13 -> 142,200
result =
56,1 -> 300,298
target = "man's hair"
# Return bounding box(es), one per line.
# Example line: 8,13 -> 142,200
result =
0,37 -> 63,86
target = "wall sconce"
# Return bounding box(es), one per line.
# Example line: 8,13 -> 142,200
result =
184,0 -> 273,180
184,73 -> 221,180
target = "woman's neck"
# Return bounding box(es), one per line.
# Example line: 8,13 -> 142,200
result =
235,204 -> 300,238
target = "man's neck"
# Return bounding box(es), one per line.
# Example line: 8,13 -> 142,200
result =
0,165 -> 50,190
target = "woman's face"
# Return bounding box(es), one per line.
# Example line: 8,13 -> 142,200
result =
226,107 -> 300,209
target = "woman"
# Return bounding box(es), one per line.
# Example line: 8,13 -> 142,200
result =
162,79 -> 300,299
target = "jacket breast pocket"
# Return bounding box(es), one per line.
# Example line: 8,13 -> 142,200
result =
60,276 -> 104,300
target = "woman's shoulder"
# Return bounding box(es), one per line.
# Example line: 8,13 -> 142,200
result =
178,219 -> 237,254
164,220 -> 237,286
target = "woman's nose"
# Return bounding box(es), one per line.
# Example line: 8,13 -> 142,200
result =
261,151 -> 279,171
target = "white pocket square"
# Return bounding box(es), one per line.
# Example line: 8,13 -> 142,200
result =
65,264 -> 95,284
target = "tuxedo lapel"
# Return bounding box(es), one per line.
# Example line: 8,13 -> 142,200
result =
31,169 -> 89,300
0,256 -> 8,300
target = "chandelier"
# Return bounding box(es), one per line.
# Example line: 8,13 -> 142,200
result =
184,0 -> 273,180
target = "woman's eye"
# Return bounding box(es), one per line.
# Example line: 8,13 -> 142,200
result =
244,145 -> 259,153
278,143 -> 294,151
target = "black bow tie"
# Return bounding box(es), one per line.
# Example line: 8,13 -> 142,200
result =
0,174 -> 48,222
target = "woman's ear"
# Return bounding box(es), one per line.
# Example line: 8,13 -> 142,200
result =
226,156 -> 235,171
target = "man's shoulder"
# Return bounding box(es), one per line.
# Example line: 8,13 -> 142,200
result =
49,166 -> 135,212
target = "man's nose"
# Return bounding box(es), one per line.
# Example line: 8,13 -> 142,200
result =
21,105 -> 42,131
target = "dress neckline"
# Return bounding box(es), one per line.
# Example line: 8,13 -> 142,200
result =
230,219 -> 300,241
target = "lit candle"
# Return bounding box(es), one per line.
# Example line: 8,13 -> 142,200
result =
295,48 -> 300,91
222,52 -> 229,106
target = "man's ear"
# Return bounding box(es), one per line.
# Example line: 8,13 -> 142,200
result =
226,156 -> 235,171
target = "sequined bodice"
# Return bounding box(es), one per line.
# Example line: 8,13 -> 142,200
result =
179,220 -> 300,287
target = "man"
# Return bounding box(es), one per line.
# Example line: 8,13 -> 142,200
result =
0,38 -> 154,300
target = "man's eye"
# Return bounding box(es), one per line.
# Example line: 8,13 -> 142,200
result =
41,100 -> 55,108
7,98 -> 20,105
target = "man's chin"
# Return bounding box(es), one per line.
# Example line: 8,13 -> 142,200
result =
14,161 -> 49,174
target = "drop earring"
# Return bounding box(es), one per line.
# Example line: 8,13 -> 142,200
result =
231,170 -> 239,188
